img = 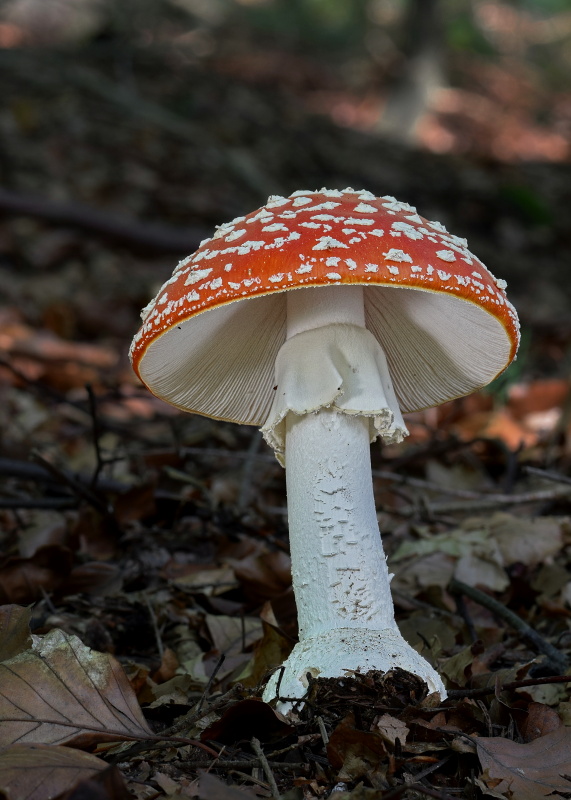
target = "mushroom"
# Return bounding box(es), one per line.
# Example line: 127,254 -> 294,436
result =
130,188 -> 519,711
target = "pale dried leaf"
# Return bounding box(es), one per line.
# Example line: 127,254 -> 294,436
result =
0,628 -> 153,747
491,513 -> 563,567
375,714 -> 409,746
476,728 -> 571,799
205,615 -> 262,655
454,553 -> 509,592
0,743 -> 107,800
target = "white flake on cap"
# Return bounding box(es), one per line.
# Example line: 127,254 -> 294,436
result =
436,250 -> 456,263
343,229 -> 356,235
428,220 -> 447,233
263,223 -> 289,232
265,231 -> 301,250
345,259 -> 358,270
387,265 -> 400,275
306,202 -> 341,212
354,203 -> 377,213
437,270 -> 452,281
185,268 -> 213,285
326,272 -> 342,280
266,196 -> 289,208
248,210 -> 274,224
296,263 -> 313,274
346,217 -> 374,226
225,228 -> 246,242
292,197 -> 313,206
391,222 -> 423,240
325,257 -> 341,266
382,197 -> 416,214
140,300 -> 155,321
186,290 -> 200,302
237,240 -> 266,255
405,213 -> 423,224
383,249 -> 413,263
370,229 -> 385,238
365,263 -> 378,273
313,237 -> 349,251
495,277 -> 508,290
411,265 -> 422,273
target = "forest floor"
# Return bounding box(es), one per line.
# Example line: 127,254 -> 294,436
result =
1,30 -> 571,800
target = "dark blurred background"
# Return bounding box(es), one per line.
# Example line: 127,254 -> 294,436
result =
0,0 -> 570,386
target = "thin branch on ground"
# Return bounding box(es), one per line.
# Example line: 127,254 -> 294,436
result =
449,578 -> 569,673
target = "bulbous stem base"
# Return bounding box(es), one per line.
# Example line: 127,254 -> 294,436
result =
262,628 -> 446,713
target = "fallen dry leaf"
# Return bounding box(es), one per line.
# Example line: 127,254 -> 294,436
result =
476,728 -> 571,799
327,713 -> 387,781
520,702 -> 563,742
0,605 -> 32,661
195,771 -> 255,800
375,714 -> 409,746
0,628 -> 153,747
0,744 -> 107,800
0,545 -> 73,605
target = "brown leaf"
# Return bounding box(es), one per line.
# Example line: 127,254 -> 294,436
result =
521,702 -> 563,742
0,546 -> 73,604
476,728 -> 571,799
195,772 -> 255,800
327,713 -> 387,780
0,605 -> 32,661
0,744 -> 107,800
201,699 -> 293,744
0,628 -> 153,747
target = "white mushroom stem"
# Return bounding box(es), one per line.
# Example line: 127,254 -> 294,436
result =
262,285 -> 446,710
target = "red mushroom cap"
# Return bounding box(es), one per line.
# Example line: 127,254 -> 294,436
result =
130,188 -> 519,424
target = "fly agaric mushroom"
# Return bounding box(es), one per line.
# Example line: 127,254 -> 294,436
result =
130,188 -> 519,710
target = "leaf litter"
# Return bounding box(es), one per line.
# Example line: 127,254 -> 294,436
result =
1,9 -> 571,800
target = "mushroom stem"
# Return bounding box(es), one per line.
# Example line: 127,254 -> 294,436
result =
286,407 -> 397,639
285,286 -> 399,639
262,285 -> 446,709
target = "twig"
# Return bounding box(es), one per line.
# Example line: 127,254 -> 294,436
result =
0,497 -> 78,509
317,716 -> 329,745
251,738 -> 280,800
0,187 -> 207,255
524,466 -> 571,486
143,592 -> 164,660
183,759 -> 307,770
195,654 -> 226,713
393,485 -> 571,517
381,783 -> 458,800
449,578 -> 569,673
86,384 -> 105,488
164,684 -> 244,737
372,469 -> 486,499
447,674 -> 571,699
0,457 -> 127,493
30,450 -> 111,517
237,431 -> 263,512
